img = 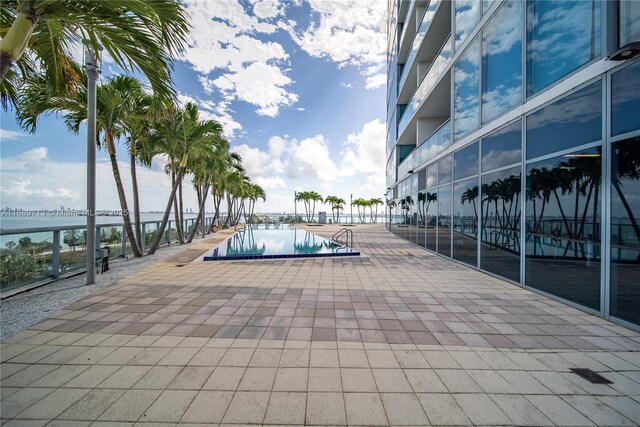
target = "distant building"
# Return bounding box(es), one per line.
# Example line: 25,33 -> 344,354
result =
386,0 -> 640,328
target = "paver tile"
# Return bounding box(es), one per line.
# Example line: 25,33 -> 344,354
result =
341,368 -> 377,392
308,367 -> 342,391
273,367 -> 308,391
380,392 -> 429,425
490,394 -> 554,426
417,393 -> 471,426
221,391 -> 270,424
306,392 -> 346,425
141,390 -> 197,423
345,393 -> 387,426
98,389 -> 162,422
17,388 -> 88,420
58,389 -> 126,421
202,366 -> 246,390
180,390 -> 233,423
526,395 -> 597,426
237,367 -> 277,391
454,393 -> 512,425
264,392 -> 306,425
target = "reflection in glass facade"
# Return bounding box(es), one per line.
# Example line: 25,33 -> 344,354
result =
438,185 -> 452,257
426,190 -> 437,252
453,178 -> 479,265
611,137 -> 640,325
455,0 -> 481,49
482,0 -> 522,123
387,0 -> 640,329
526,0 -> 601,95
454,38 -> 481,140
526,81 -> 602,160
481,167 -> 521,282
454,142 -> 479,180
611,61 -> 640,137
482,121 -> 521,172
620,0 -> 640,46
438,155 -> 453,185
525,148 -> 602,310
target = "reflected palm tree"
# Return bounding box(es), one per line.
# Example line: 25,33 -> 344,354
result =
460,186 -> 479,221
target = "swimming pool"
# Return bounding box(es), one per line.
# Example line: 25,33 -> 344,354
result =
204,226 -> 359,260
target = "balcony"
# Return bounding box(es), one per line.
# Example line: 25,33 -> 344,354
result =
413,119 -> 451,168
397,34 -> 452,137
397,0 -> 441,92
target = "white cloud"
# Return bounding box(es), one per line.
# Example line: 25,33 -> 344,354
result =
288,0 -> 387,89
0,147 -> 198,211
208,62 -> 298,117
0,128 -> 31,141
181,0 -> 297,118
341,118 -> 386,175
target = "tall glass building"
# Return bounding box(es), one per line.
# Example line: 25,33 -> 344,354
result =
386,0 -> 640,329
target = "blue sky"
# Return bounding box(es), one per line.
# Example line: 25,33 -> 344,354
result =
1,0 -> 387,213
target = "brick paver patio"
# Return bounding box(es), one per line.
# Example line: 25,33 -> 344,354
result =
2,224 -> 639,425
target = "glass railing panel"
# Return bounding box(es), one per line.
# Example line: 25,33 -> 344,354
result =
1,230 -> 56,291
413,119 -> 452,169
398,35 -> 452,135
398,0 -> 442,91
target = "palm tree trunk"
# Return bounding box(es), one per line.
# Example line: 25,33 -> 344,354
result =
613,180 -> 640,244
172,169 -> 183,243
130,151 -> 143,249
105,132 -> 142,257
178,178 -> 184,233
0,11 -> 37,82
148,167 -> 185,255
187,184 -> 209,243
552,189 -> 574,239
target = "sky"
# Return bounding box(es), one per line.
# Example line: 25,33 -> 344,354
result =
0,0 -> 388,214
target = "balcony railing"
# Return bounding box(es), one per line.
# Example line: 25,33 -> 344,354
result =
398,0 -> 442,92
0,216 -> 216,293
397,34 -> 452,136
413,119 -> 451,168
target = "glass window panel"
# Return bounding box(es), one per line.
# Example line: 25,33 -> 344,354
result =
454,38 -> 481,140
610,136 -> 640,326
480,167 -> 521,282
427,164 -> 438,189
438,155 -> 453,185
611,61 -> 640,137
437,185 -> 452,257
525,147 -> 601,310
426,190 -> 437,251
482,120 -> 522,172
526,0 -> 601,95
482,0 -> 522,123
453,177 -> 479,266
418,169 -> 427,190
620,0 -> 640,46
410,192 -> 421,245
454,142 -> 479,180
526,81 -> 601,160
411,174 -> 419,193
455,0 -> 481,49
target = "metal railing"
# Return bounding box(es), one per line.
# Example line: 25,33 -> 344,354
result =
332,228 -> 354,249
0,216 -> 215,292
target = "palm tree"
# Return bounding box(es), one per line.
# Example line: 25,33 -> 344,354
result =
244,184 -> 266,224
369,198 -> 383,223
147,103 -> 222,254
17,73 -> 145,256
324,196 -> 345,223
1,0 -> 189,108
296,191 -> 322,222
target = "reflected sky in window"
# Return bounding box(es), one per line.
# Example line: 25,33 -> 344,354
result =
438,155 -> 453,185
482,120 -> 521,172
611,61 -> 640,137
526,0 -> 601,95
454,38 -> 481,140
526,81 -> 601,160
455,0 -> 481,49
482,0 -> 522,123
454,142 -> 479,180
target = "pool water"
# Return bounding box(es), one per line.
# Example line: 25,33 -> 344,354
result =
204,226 -> 359,260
